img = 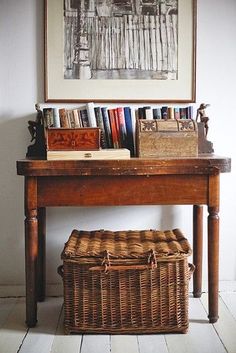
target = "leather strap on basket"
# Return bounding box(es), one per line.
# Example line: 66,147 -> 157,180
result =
90,249 -> 158,273
101,250 -> 111,274
148,249 -> 158,269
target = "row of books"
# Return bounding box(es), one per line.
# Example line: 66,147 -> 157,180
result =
138,105 -> 194,120
43,103 -> 136,156
43,103 -> 194,157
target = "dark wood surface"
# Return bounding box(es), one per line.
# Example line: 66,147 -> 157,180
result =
17,155 -> 231,328
17,155 -> 230,176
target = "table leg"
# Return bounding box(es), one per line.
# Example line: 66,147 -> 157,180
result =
25,177 -> 38,327
37,207 -> 46,302
193,205 -> 203,298
208,206 -> 219,323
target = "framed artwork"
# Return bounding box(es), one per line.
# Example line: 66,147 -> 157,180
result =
45,0 -> 196,103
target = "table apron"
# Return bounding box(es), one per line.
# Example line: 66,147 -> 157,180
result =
36,174 -> 212,207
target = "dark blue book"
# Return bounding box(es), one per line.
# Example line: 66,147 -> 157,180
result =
138,107 -> 145,119
180,107 -> 187,119
101,107 -> 113,148
188,105 -> 193,119
161,106 -> 168,119
124,107 -> 135,156
94,107 -> 107,148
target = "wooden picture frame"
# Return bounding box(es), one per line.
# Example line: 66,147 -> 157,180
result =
45,0 -> 196,103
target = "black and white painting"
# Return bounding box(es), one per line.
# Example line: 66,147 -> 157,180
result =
64,0 -> 178,80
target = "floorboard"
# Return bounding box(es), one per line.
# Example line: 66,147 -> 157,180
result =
18,297 -> 62,353
80,334 -> 110,353
138,334 -> 169,353
0,295 -> 236,353
50,306 -> 82,353
201,293 -> 236,353
0,298 -> 28,353
220,292 -> 236,321
111,335 -> 139,353
165,296 -> 227,353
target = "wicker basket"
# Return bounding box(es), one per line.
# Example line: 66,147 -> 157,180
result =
58,228 -> 194,334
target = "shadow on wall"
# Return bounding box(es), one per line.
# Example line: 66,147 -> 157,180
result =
46,204 -> 181,283
0,114 -> 33,284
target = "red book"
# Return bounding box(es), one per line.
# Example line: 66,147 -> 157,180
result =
116,107 -> 127,148
113,109 -> 121,147
108,109 -> 119,148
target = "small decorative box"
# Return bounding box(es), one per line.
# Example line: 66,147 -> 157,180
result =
137,119 -> 198,158
46,128 -> 100,151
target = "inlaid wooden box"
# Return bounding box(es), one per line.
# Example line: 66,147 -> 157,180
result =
137,119 -> 198,158
46,128 -> 100,151
58,228 -> 193,334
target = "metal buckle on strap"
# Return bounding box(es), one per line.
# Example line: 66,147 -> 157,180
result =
102,250 -> 111,274
148,249 -> 157,269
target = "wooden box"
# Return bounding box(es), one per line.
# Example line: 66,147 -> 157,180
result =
58,228 -> 193,334
46,128 -> 100,151
137,119 -> 198,158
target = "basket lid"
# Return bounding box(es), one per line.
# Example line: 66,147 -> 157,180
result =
62,228 -> 191,260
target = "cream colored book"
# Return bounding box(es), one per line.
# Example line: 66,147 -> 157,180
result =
47,148 -> 130,160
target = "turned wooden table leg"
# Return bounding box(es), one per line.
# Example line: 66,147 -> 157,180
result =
193,205 -> 203,298
37,207 -> 46,302
208,205 -> 219,323
25,177 -> 38,327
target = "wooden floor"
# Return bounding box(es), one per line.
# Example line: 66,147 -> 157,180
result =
0,293 -> 236,353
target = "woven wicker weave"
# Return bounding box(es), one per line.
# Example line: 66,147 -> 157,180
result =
59,229 -> 193,334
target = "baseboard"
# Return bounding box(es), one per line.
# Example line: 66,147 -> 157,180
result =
0,284 -> 63,297
0,281 -> 235,298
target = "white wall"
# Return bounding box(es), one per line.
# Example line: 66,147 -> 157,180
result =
0,0 -> 235,294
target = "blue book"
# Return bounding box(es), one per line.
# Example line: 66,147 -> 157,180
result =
124,107 -> 135,156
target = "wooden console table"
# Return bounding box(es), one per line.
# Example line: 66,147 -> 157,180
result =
17,155 -> 231,327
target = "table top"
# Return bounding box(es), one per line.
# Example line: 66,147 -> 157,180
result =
17,155 -> 231,177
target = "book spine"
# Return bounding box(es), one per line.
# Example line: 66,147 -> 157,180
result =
116,107 -> 127,148
143,106 -> 152,119
108,109 -> 119,149
144,107 -> 153,120
130,107 -> 137,155
168,107 -> 174,120
101,107 -> 112,148
43,108 -> 54,128
180,107 -> 187,119
79,109 -> 89,127
86,102 -> 97,127
188,105 -> 193,119
138,107 -> 145,119
72,109 -> 81,127
53,108 -> 60,128
59,108 -> 70,128
124,107 -> 135,157
94,107 -> 107,148
153,107 -> 162,119
161,106 -> 168,120
153,108 -> 158,119
174,107 -> 180,120
66,110 -> 73,128
113,108 -> 121,148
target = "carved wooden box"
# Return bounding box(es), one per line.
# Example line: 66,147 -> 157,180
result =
46,128 -> 100,151
137,119 -> 198,158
